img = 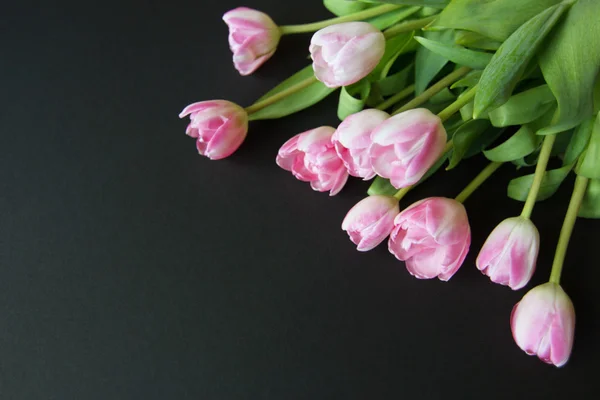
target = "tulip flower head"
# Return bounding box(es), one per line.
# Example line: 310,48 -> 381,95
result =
370,108 -> 447,189
310,22 -> 385,88
477,216 -> 540,290
342,195 -> 400,251
223,7 -> 281,76
276,126 -> 349,195
388,197 -> 471,281
332,109 -> 389,180
179,100 -> 249,160
511,282 -> 575,367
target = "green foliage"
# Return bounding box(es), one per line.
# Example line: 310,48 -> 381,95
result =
415,29 -> 453,94
414,36 -> 492,69
338,80 -> 372,120
507,164 -> 573,202
431,0 -> 563,41
578,112 -> 600,179
488,85 -> 556,128
538,0 -> 600,135
579,179 -> 600,219
447,119 -> 493,169
249,66 -> 335,121
473,3 -> 569,118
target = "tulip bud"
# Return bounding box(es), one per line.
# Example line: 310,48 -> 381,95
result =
332,109 -> 389,180
342,195 -> 400,251
276,127 -> 349,196
179,100 -> 248,160
310,22 -> 385,88
511,282 -> 575,367
369,108 -> 447,189
388,197 -> 471,281
476,217 -> 540,290
223,7 -> 281,76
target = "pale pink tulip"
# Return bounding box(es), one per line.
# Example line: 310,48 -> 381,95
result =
477,217 -> 540,290
388,197 -> 470,281
332,109 -> 389,179
342,195 -> 400,251
370,108 -> 447,189
276,127 -> 349,195
310,22 -> 385,88
511,282 -> 575,367
179,100 -> 248,160
223,7 -> 281,76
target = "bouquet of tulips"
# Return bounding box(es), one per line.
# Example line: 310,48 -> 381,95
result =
178,0 -> 600,367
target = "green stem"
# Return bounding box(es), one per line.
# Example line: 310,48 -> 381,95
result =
375,84 -> 415,111
383,15 -> 437,39
549,174 -> 589,284
393,186 -> 412,200
455,162 -> 503,203
279,4 -> 402,35
244,75 -> 318,115
437,84 -> 478,122
392,67 -> 472,116
520,134 -> 557,219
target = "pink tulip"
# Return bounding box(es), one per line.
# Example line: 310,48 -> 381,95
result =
369,108 -> 447,189
477,217 -> 540,290
276,126 -> 349,195
223,7 -> 281,76
310,22 -> 385,88
342,195 -> 400,251
179,100 -> 248,160
332,109 -> 389,180
388,197 -> 470,281
511,282 -> 575,367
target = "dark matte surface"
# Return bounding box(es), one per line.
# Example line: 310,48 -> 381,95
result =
1,1 -> 598,399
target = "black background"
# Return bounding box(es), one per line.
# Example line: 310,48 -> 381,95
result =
1,1 -> 598,398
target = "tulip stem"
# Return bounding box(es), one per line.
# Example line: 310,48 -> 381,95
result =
437,84 -> 478,123
549,174 -> 589,284
382,15 -> 437,39
393,186 -> 412,200
279,4 -> 402,35
245,75 -> 319,115
520,134 -> 557,219
392,67 -> 472,116
375,84 -> 415,111
455,162 -> 503,203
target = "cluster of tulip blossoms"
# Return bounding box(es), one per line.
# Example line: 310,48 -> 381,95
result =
179,1 -> 600,367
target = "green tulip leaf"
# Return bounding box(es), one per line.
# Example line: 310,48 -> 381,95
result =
415,29 -> 454,94
365,1 -> 449,7
414,36 -> 493,69
578,112 -> 600,179
563,118 -> 594,166
338,80 -> 372,120
538,0 -> 600,136
367,176 -> 398,196
366,6 -> 421,31
430,0 -> 564,41
484,125 -> 542,162
447,119 -> 492,170
488,85 -> 556,128
579,179 -> 600,219
451,70 -> 482,89
507,163 -> 574,202
249,65 -> 336,121
454,31 -> 502,51
375,63 -> 414,96
372,32 -> 415,79
323,0 -> 376,16
473,3 -> 570,118
429,87 -> 455,105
